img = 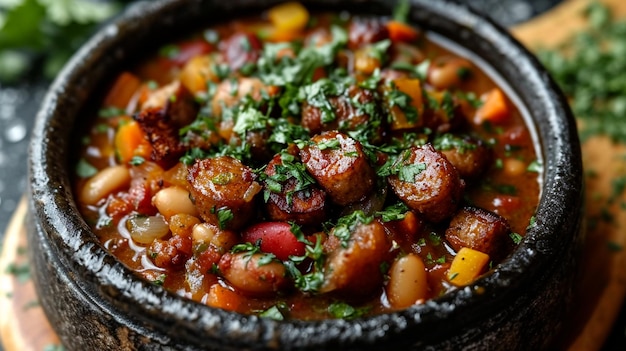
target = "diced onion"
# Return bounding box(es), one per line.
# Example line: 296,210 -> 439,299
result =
126,215 -> 170,244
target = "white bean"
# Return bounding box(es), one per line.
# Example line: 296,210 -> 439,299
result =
192,223 -> 237,252
80,165 -> 130,205
427,57 -> 472,90
152,186 -> 199,220
386,253 -> 429,309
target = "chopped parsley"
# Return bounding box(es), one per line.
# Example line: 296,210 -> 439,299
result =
376,202 -> 410,222
98,106 -> 126,118
6,261 -> 30,283
328,302 -> 370,319
153,274 -> 167,286
433,134 -> 478,153
215,207 -> 234,229
260,304 -> 286,320
331,210 -> 373,247
75,158 -> 98,178
129,156 -> 145,166
285,232 -> 326,293
538,1 -> 626,142
509,232 -> 523,245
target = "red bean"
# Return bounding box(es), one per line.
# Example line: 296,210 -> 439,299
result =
241,222 -> 306,261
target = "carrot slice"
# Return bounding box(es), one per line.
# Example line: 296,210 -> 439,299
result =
180,55 -> 216,94
114,120 -> 152,164
388,77 -> 423,130
103,71 -> 142,110
386,20 -> 420,43
206,284 -> 243,311
475,88 -> 509,124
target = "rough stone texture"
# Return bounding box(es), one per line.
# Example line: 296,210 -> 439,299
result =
22,0 -> 585,350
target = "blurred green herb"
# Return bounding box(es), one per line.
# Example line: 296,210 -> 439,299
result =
537,1 -> 626,143
0,0 -> 124,83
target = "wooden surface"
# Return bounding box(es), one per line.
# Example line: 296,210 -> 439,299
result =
3,0 -> 626,350
513,0 -> 626,350
0,197 -> 61,350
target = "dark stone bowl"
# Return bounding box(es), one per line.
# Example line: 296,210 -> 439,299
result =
27,0 -> 583,350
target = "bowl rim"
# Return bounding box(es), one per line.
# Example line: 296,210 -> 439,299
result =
28,0 -> 583,348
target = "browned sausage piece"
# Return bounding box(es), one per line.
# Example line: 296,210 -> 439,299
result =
218,252 -> 288,295
135,81 -> 199,169
300,131 -> 375,206
141,80 -> 199,127
434,134 -> 492,180
134,107 -> 187,169
421,91 -> 467,134
445,206 -> 511,260
348,17 -> 389,49
301,85 -> 383,141
320,220 -> 391,295
187,156 -> 262,230
388,144 -> 464,222
264,150 -> 328,226
220,32 -> 262,72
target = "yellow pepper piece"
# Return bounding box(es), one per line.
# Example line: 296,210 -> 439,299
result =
267,2 -> 310,32
447,247 -> 490,287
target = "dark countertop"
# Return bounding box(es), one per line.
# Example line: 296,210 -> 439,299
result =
0,0 -> 624,350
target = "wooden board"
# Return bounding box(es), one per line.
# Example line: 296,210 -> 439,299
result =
0,197 -> 61,350
2,0 -> 626,350
513,0 -> 626,350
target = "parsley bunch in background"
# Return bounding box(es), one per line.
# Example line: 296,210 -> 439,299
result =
538,2 -> 626,143
0,0 -> 127,83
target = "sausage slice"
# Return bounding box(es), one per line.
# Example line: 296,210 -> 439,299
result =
445,206 -> 511,260
264,151 -> 328,226
387,144 -> 464,222
187,156 -> 262,230
300,131 -> 375,205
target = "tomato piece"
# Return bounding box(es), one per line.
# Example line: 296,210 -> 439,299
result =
241,222 -> 306,261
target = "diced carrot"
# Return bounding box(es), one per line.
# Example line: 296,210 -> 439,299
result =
386,20 -> 420,43
103,72 -> 142,110
114,120 -> 152,164
206,283 -> 243,311
447,247 -> 490,287
475,88 -> 509,125
267,2 -> 310,32
397,211 -> 419,237
180,55 -> 217,94
354,48 -> 381,75
388,77 -> 423,130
